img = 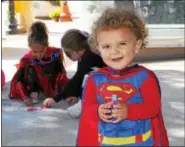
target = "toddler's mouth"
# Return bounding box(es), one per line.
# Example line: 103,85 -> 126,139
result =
112,57 -> 123,62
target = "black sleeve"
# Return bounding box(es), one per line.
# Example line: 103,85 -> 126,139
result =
53,54 -> 105,102
54,60 -> 89,102
53,92 -> 63,102
17,67 -> 25,83
89,53 -> 106,68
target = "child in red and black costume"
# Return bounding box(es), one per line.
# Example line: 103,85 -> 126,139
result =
9,21 -> 69,106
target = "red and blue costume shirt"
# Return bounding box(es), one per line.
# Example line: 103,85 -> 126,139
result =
77,64 -> 169,146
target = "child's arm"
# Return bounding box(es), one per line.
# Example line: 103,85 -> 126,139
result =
15,59 -> 28,99
16,67 -> 27,98
127,71 -> 161,120
81,75 -> 99,120
53,56 -> 90,102
11,59 -> 32,106
77,75 -> 99,146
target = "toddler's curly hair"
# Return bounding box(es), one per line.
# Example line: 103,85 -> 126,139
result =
88,7 -> 148,53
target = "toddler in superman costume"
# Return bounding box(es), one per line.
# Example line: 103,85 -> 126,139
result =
77,8 -> 169,146
9,21 -> 69,106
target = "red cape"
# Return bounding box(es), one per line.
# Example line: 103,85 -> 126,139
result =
77,66 -> 169,146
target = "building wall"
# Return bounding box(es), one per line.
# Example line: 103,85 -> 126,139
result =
33,1 -> 59,17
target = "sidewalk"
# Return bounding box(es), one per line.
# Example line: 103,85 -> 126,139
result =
2,60 -> 184,146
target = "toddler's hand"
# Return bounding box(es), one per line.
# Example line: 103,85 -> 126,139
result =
98,102 -> 113,123
66,96 -> 78,105
111,102 -> 128,123
43,98 -> 55,108
24,97 -> 32,106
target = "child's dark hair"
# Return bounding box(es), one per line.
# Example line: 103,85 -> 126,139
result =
28,21 -> 48,47
61,29 -> 89,52
88,7 -> 148,53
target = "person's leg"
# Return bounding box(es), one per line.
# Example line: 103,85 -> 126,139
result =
67,68 -> 100,118
67,99 -> 82,118
67,74 -> 90,118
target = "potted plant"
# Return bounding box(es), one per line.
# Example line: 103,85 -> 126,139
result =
49,9 -> 61,22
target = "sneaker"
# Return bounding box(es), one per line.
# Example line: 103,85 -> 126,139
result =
30,92 -> 39,104
67,100 -> 82,119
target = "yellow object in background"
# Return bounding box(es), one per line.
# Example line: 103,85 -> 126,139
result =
14,1 -> 34,32
60,1 -> 64,12
14,1 -> 24,13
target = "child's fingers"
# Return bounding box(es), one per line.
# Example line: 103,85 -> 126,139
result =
111,108 -> 121,114
49,100 -> 55,107
102,113 -> 112,120
43,99 -> 51,106
103,119 -> 113,123
71,98 -> 78,104
112,109 -> 124,118
112,113 -> 120,119
100,108 -> 111,115
43,101 -> 49,107
66,98 -> 71,104
113,118 -> 122,123
100,114 -> 113,123
113,103 -> 123,109
99,102 -> 112,109
66,97 -> 77,105
45,103 -> 50,108
105,101 -> 113,107
43,100 -> 53,108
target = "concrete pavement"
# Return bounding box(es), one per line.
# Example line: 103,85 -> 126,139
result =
2,59 -> 184,146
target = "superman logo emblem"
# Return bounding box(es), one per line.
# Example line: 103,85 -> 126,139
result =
98,83 -> 138,102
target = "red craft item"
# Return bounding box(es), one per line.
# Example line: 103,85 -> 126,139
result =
1,70 -> 5,89
26,105 -> 48,112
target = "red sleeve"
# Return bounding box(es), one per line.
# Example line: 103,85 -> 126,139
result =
10,57 -> 28,99
55,66 -> 69,91
17,58 -> 29,99
77,75 -> 99,146
19,58 -> 25,68
16,51 -> 31,69
55,50 -> 69,91
127,71 -> 161,120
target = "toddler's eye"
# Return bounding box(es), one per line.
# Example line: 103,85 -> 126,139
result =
120,42 -> 126,46
102,45 -> 110,49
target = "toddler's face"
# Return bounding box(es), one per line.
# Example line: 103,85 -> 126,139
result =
97,27 -> 142,70
30,43 -> 47,60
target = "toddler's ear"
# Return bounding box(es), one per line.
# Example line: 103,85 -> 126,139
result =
135,39 -> 142,55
